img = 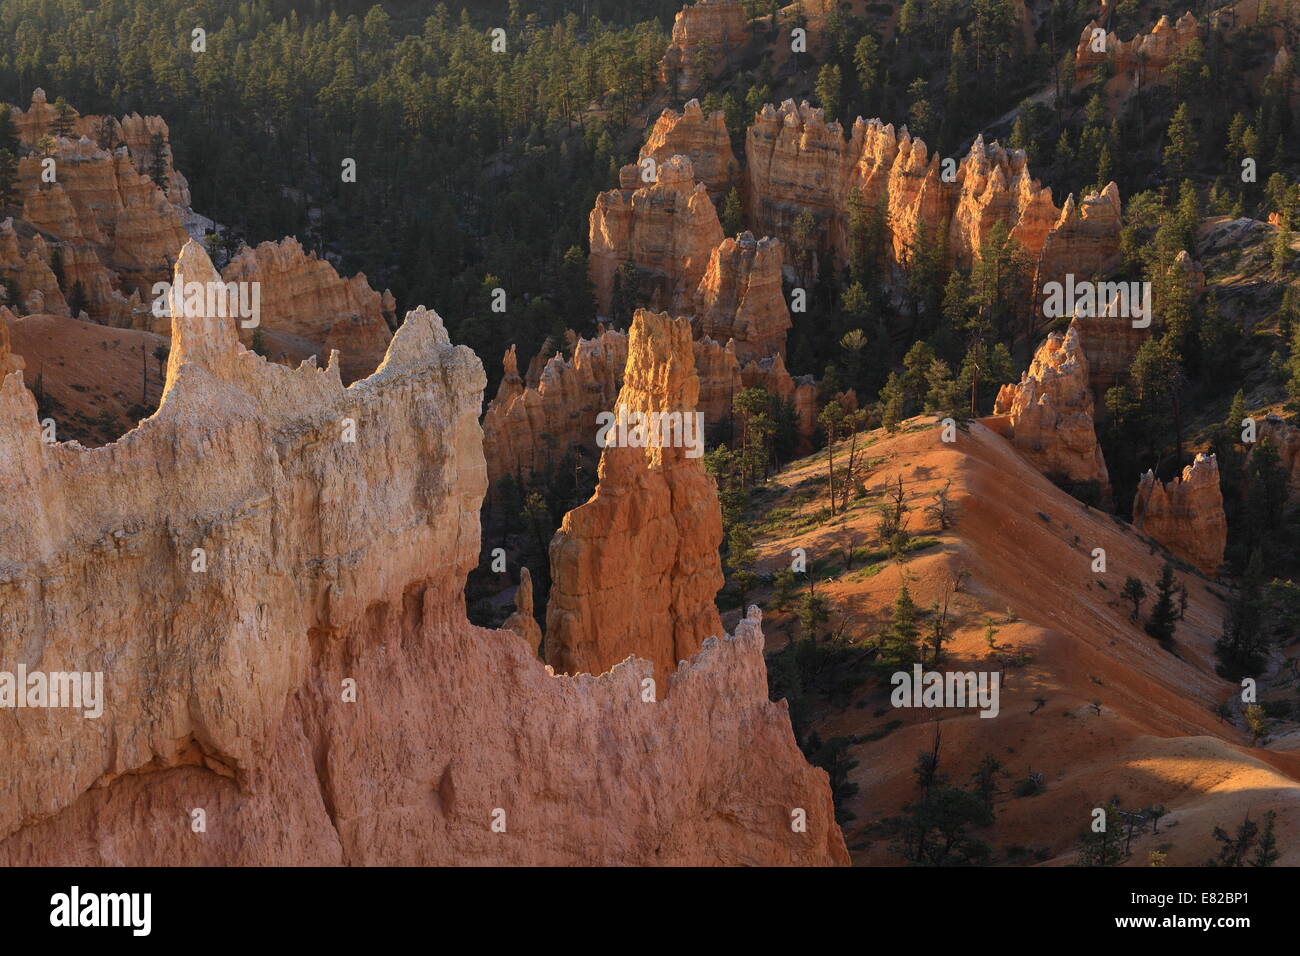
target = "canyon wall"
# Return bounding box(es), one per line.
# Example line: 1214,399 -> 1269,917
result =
545,310 -> 725,682
640,100 -> 740,201
659,0 -> 749,96
221,237 -> 395,383
692,231 -> 791,361
992,322 -> 1110,493
1074,12 -> 1202,88
744,100 -> 1122,291
589,155 -> 723,318
0,243 -> 846,866
1132,452 -> 1227,575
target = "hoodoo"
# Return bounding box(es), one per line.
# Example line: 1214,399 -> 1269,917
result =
545,310 -> 726,682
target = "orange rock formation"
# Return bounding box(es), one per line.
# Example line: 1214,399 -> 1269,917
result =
744,101 -> 1122,292
221,237 -> 395,383
1075,12 -> 1201,88
5,91 -> 192,323
1133,453 -> 1227,574
481,327 -> 628,492
0,244 -> 846,866
640,99 -> 740,201
589,155 -> 723,318
992,322 -> 1110,493
545,310 -> 725,681
0,306 -> 23,378
659,0 -> 749,96
692,231 -> 791,360
502,567 -> 543,656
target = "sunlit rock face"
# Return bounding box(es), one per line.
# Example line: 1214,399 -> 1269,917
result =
0,247 -> 846,866
1133,453 -> 1227,575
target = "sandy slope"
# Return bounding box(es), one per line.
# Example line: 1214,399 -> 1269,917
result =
744,417 -> 1300,866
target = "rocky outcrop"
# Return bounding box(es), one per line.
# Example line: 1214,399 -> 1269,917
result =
0,306 -> 23,378
2,91 -> 193,324
992,322 -> 1110,493
589,155 -> 723,318
746,100 -> 851,268
481,327 -> 629,492
12,89 -> 193,212
1035,183 -> 1124,294
502,567 -> 543,656
641,100 -> 740,201
1074,13 -> 1201,88
659,0 -> 749,96
744,101 -> 1122,292
221,237 -> 395,383
0,220 -> 69,316
1133,453 -> 1227,574
0,243 -> 846,866
546,310 -> 725,682
1070,311 -> 1151,400
692,231 -> 790,360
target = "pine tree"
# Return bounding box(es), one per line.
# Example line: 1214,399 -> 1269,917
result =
815,64 -> 842,124
1121,577 -> 1146,622
797,586 -> 830,642
50,96 -> 75,138
148,131 -> 169,193
1163,104 -> 1197,181
719,187 -> 744,236
1251,811 -> 1280,867
1144,562 -> 1184,645
879,583 -> 921,664
772,568 -> 799,612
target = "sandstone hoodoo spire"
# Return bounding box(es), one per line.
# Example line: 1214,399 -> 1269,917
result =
163,239 -> 244,395
1132,453 -> 1227,575
502,566 -> 543,656
545,309 -> 725,681
992,322 -> 1110,496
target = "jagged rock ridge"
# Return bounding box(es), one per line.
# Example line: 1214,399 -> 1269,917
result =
0,244 -> 844,865
992,322 -> 1110,494
1133,453 -> 1227,574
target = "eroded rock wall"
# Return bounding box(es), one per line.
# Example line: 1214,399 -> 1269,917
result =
1133,452 -> 1227,574
659,0 -> 749,96
0,243 -> 846,866
744,101 -> 1122,291
641,100 -> 740,202
221,237 -> 395,383
589,155 -> 723,318
481,327 -> 629,492
692,231 -> 790,360
992,322 -> 1110,492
